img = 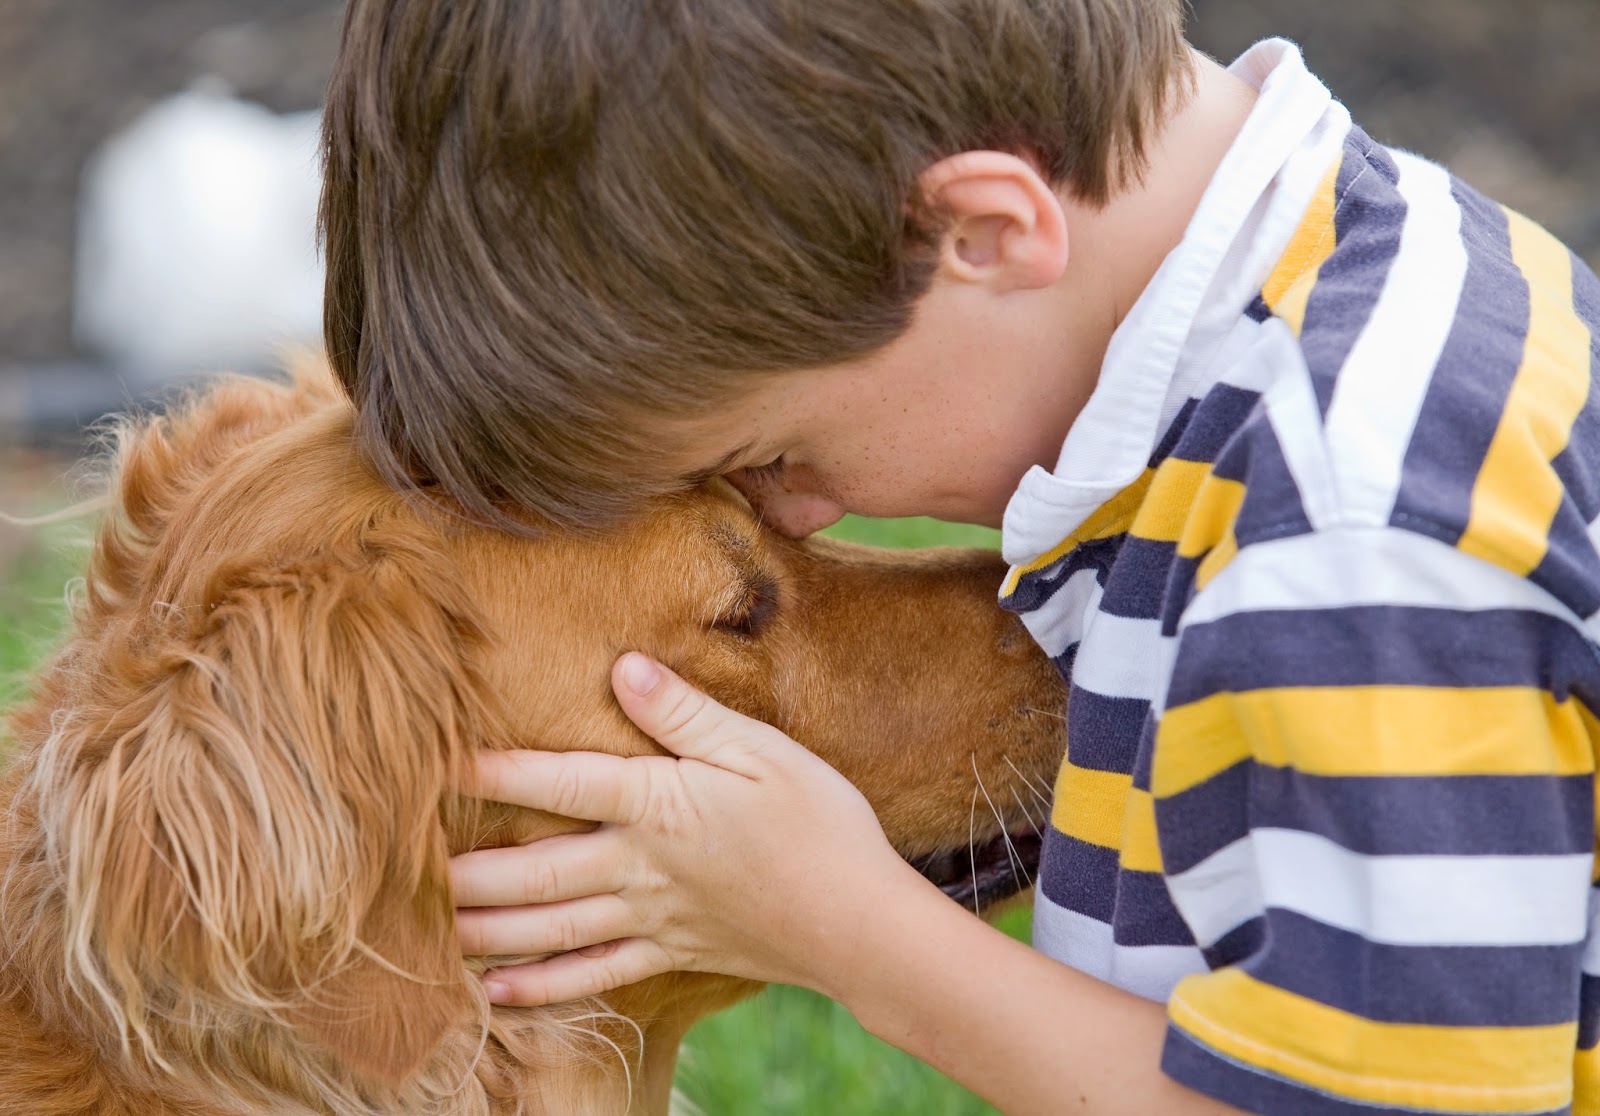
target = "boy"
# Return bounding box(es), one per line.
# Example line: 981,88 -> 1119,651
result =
321,2 -> 1600,1113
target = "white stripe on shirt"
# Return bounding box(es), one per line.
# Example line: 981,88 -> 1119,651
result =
1178,524 -> 1584,629
1072,613 -> 1174,704
1169,828 -> 1593,950
1017,567 -> 1103,660
1032,890 -> 1208,1002
1324,152 -> 1470,525
1260,324 -> 1342,532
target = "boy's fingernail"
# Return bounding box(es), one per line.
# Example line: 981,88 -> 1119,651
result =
485,979 -> 513,1004
619,653 -> 661,696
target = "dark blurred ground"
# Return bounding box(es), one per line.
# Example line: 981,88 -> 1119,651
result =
1188,1 -> 1600,271
0,0 -> 1596,366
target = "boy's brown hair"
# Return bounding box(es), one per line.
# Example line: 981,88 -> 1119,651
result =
319,0 -> 1193,533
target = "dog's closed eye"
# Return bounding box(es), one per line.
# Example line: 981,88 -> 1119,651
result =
712,575 -> 779,639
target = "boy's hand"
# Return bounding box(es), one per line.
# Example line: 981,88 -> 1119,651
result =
449,652 -> 927,1006
452,657 -> 1242,1116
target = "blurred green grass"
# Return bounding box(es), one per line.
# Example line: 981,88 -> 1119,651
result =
0,516 -> 85,709
0,512 -> 1026,1115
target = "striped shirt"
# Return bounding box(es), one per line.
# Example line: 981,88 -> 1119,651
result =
1000,40 -> 1600,1116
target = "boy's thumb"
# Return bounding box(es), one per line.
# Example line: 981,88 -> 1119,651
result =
611,653 -> 772,769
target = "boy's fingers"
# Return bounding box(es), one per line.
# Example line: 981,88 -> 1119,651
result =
456,895 -> 639,958
611,653 -> 773,770
467,749 -> 653,824
483,938 -> 676,1007
448,830 -> 628,908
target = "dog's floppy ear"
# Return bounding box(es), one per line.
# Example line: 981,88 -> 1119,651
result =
92,361 -> 345,612
111,361 -> 339,543
42,535 -> 491,1085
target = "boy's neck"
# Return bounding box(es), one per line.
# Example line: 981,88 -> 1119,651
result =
1065,49 -> 1262,335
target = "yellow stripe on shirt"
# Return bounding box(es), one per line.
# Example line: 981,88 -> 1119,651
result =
1574,1041 -> 1600,1116
1170,968 -> 1577,1113
1458,208 -> 1594,575
1152,685 -> 1600,798
1195,530 -> 1239,593
1001,469 -> 1154,597
1177,475 -> 1247,560
1131,457 -> 1213,543
1050,761 -> 1132,850
1261,156 -> 1343,335
1049,763 -> 1162,872
1177,474 -> 1246,590
1118,787 -> 1162,873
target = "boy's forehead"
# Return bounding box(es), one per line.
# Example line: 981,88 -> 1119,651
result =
671,373 -> 819,477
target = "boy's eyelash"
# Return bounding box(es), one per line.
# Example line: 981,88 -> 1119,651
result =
744,456 -> 786,482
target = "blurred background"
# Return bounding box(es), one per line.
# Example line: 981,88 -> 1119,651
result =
2,2 -> 1597,1112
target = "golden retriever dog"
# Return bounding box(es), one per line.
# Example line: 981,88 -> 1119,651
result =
0,364 -> 1066,1115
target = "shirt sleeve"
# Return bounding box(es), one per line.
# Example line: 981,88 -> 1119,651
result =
1149,523 -> 1599,1116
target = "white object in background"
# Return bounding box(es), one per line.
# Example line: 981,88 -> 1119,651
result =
74,82 -> 324,383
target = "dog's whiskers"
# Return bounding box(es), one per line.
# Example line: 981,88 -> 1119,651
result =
1003,753 -> 1054,814
967,779 -> 982,920
1008,782 -> 1044,840
972,755 -> 1029,894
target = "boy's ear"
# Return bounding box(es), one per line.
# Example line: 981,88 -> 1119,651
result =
917,151 -> 1070,290
47,547 -> 491,1086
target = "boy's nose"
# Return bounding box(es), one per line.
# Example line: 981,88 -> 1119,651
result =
761,494 -> 848,538
724,468 -> 847,539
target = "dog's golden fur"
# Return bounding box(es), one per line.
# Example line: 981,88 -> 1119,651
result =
0,364 -> 1066,1115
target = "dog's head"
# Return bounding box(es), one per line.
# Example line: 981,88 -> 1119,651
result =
2,364 -> 1064,1112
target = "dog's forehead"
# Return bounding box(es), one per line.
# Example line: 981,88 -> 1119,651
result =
666,489 -> 775,579
703,475 -> 754,514
592,483 -> 765,560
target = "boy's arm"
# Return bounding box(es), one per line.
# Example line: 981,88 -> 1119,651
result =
821,857 -> 1245,1116
451,655 -> 1242,1116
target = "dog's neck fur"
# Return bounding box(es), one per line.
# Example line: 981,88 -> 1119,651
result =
0,741 -> 752,1116
0,936 -> 709,1116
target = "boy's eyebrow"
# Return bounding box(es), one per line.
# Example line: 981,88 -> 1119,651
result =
684,439 -> 758,484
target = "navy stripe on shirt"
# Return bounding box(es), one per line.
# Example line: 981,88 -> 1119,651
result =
1391,180 -> 1528,545
1300,132 -> 1408,417
1245,909 -> 1584,1028
1164,604 -> 1600,706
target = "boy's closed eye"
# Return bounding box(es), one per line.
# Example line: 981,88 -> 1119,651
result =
740,456 -> 788,487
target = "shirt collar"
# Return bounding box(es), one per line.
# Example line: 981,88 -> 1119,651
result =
1001,39 -> 1342,569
